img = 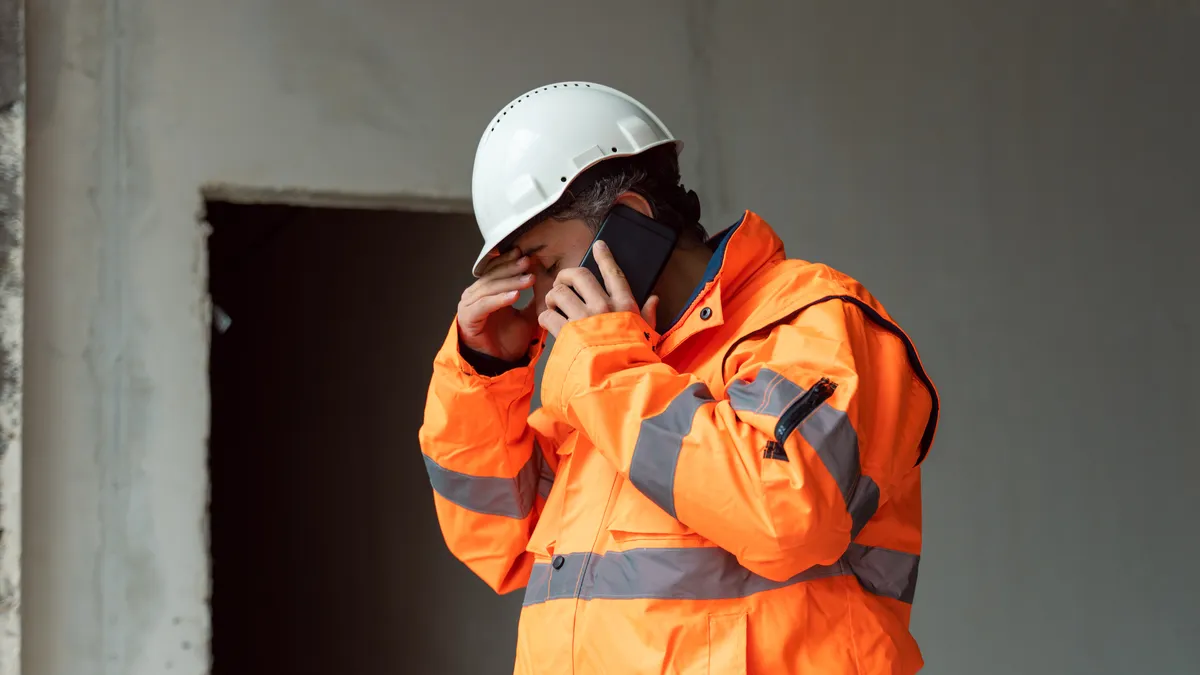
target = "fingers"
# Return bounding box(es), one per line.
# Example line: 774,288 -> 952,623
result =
460,274 -> 534,322
477,253 -> 530,284
461,254 -> 532,305
545,283 -> 588,319
536,246 -> 647,339
478,247 -> 524,277
553,267 -> 608,312
538,308 -> 566,338
466,288 -> 523,321
590,241 -> 636,310
469,272 -> 535,302
641,295 -> 659,331
459,251 -> 534,328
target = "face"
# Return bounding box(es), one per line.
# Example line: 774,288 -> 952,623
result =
512,217 -> 597,315
505,193 -> 655,315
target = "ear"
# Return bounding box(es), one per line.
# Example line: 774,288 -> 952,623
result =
612,191 -> 654,218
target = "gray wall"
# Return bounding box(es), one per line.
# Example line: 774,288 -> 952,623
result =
0,0 -> 23,671
22,1 -> 1200,674
23,1 -> 694,674
700,4 -> 1200,672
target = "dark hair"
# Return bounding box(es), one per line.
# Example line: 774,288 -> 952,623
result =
497,144 -> 706,252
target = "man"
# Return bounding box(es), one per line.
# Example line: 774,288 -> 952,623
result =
419,81 -> 940,674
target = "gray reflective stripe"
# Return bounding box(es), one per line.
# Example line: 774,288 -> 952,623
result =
523,543 -> 918,606
726,368 -> 793,415
628,382 -> 714,519
534,443 -> 555,500
727,368 -> 879,538
844,544 -> 920,604
422,448 -> 539,519
525,550 -> 591,606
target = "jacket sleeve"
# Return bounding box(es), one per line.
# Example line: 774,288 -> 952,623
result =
418,319 -> 569,594
539,300 -> 934,583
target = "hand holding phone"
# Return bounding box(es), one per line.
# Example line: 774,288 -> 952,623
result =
541,205 -> 678,337
577,205 -> 679,308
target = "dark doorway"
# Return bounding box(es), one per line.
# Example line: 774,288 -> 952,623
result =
205,201 -> 523,675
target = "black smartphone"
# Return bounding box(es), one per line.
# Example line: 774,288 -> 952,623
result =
577,204 -> 679,308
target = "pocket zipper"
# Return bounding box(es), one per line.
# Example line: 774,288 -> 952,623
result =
765,378 -> 837,460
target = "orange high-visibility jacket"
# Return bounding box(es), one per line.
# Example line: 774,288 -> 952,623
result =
419,212 -> 940,674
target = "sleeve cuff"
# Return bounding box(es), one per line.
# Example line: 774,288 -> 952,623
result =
459,341 -> 532,377
434,318 -> 546,394
540,311 -> 657,417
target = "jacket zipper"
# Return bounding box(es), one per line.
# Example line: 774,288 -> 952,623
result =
774,377 -> 837,444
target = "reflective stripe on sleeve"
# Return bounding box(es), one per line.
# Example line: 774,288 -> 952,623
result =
627,382 -> 714,519
626,370 -> 879,537
727,368 -> 880,538
423,441 -> 550,519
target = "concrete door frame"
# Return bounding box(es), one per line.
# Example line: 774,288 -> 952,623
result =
0,0 -> 24,672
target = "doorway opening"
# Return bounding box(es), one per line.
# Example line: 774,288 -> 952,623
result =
205,200 -> 523,675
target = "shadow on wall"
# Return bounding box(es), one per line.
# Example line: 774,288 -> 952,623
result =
205,201 -> 523,675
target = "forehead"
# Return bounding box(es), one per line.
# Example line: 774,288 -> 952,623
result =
514,217 -> 590,254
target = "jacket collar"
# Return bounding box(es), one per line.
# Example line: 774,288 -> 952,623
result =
656,210 -> 786,354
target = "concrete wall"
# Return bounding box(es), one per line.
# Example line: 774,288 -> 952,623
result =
23,2 -> 697,674
22,1 -> 1200,675
0,0 -> 23,672
700,3 -> 1200,672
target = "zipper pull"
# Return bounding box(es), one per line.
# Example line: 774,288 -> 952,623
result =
773,377 -> 838,446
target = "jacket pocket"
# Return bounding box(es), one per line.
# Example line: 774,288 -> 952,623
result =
708,612 -> 748,675
605,479 -> 699,549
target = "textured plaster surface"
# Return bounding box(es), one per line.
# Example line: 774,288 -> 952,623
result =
22,2 -> 697,674
0,0 -> 23,672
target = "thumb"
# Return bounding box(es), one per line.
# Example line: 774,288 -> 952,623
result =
641,295 -> 660,331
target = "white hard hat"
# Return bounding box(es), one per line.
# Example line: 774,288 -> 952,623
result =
469,81 -> 681,276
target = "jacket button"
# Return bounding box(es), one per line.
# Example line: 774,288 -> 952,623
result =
699,307 -> 713,320
552,555 -> 565,570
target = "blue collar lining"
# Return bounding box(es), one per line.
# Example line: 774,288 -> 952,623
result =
663,215 -> 744,330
